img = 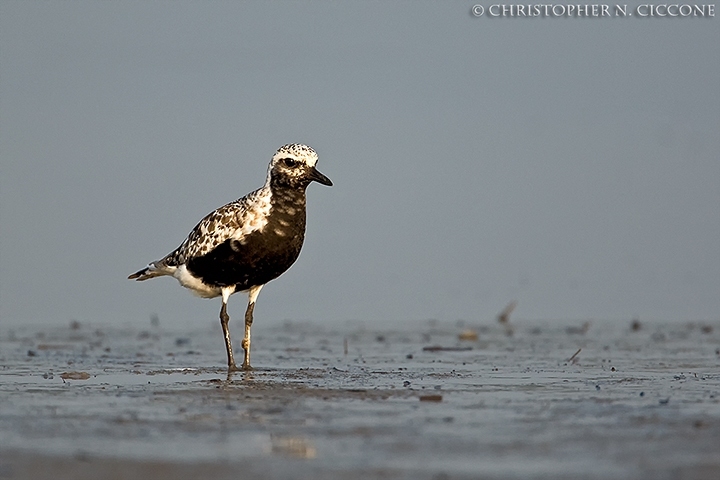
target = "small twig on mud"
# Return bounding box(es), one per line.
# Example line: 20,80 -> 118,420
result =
497,301 -> 517,324
568,348 -> 582,362
423,345 -> 473,352
497,301 -> 517,336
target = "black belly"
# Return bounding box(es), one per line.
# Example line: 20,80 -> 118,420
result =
186,229 -> 304,291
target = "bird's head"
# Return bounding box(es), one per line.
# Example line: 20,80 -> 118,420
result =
266,144 -> 333,189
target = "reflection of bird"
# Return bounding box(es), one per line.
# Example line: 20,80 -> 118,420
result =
128,144 -> 332,371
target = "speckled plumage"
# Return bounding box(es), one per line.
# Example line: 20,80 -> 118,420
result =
169,189 -> 271,266
128,144 -> 332,371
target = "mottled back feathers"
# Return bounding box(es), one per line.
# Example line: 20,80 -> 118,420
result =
164,187 -> 272,267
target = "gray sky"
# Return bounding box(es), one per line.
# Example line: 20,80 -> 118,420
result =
1,2 -> 718,329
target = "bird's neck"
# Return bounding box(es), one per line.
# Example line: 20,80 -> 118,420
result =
268,185 -> 307,218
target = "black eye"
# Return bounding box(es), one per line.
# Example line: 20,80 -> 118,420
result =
283,158 -> 297,168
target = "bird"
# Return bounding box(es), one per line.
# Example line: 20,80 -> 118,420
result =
128,143 -> 332,371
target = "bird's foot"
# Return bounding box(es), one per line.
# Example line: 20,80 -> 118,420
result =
227,362 -> 252,373
227,362 -> 243,372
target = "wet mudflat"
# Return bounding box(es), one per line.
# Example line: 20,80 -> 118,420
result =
1,319 -> 719,479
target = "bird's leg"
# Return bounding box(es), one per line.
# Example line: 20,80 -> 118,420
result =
241,285 -> 263,370
220,301 -> 239,371
241,302 -> 254,369
219,287 -> 240,371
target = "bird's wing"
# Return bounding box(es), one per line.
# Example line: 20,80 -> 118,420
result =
162,187 -> 272,267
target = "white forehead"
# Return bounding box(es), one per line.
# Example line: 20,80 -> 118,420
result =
271,143 -> 318,167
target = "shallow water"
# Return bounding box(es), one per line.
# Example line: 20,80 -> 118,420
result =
1,319 -> 719,479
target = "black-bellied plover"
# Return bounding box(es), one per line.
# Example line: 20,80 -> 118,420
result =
128,144 -> 332,371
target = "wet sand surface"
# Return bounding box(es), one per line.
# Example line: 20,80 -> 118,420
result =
1,319 -> 719,479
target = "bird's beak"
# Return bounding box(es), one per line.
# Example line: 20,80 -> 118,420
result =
309,166 -> 333,186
